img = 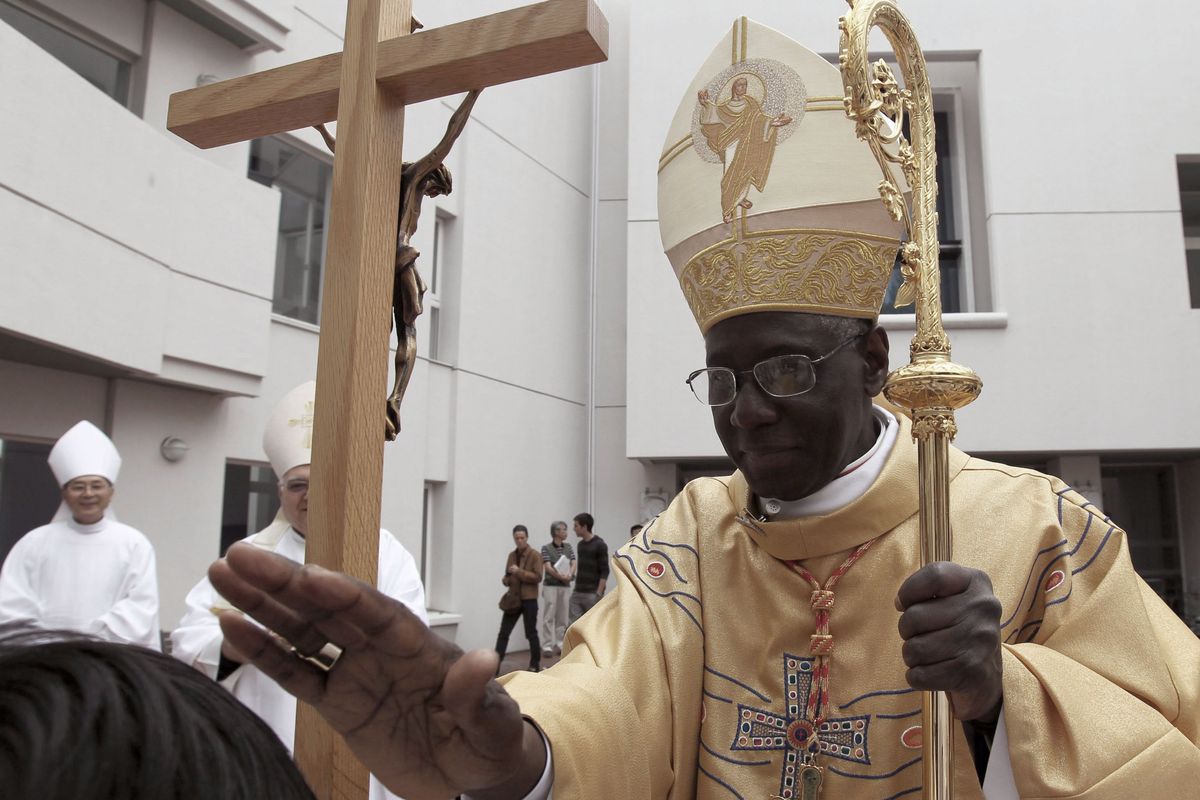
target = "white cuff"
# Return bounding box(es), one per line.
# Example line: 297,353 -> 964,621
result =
462,725 -> 553,800
981,706 -> 1017,799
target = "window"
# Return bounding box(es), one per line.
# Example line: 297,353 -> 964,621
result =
426,214 -> 449,361
875,59 -> 990,315
1178,157 -> 1200,309
0,437 -> 58,564
420,481 -> 452,611
0,1 -> 131,106
249,138 -> 333,325
219,462 -> 280,555
1101,463 -> 1184,615
420,483 -> 434,587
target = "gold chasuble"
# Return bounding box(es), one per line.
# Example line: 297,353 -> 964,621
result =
502,414 -> 1200,798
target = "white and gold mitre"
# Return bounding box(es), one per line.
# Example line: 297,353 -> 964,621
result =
263,381 -> 316,478
658,17 -> 904,333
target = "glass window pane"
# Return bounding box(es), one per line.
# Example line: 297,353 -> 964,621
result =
0,438 -> 59,564
220,462 -> 280,555
1177,159 -> 1200,308
250,138 -> 332,324
1187,249 -> 1200,310
0,1 -> 130,105
428,305 -> 441,361
1178,161 -> 1200,236
879,108 -> 963,315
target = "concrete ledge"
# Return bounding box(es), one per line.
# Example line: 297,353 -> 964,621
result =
427,610 -> 463,643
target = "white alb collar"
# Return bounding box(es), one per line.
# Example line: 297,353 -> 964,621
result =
759,405 -> 898,520
66,517 -> 109,535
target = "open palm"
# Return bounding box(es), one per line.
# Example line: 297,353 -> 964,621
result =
209,543 -> 528,799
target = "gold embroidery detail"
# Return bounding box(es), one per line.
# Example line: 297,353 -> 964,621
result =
658,136 -> 694,173
288,400 -> 315,449
678,229 -> 898,332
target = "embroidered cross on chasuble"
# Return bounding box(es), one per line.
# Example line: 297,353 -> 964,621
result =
734,655 -> 870,800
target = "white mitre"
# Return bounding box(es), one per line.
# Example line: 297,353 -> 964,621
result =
263,381 -> 316,478
48,421 -> 121,487
658,17 -> 906,333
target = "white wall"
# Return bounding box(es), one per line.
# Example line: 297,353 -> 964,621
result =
0,360 -> 109,439
1,14 -> 279,395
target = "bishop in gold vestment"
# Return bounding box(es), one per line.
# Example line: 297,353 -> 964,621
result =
503,411 -> 1200,798
500,15 -> 1200,799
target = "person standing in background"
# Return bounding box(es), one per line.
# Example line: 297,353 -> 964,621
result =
568,512 -> 608,624
495,524 -> 542,672
539,520 -> 574,658
0,421 -> 160,650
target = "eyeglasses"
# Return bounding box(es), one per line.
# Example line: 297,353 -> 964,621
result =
281,480 -> 310,494
685,335 -> 863,407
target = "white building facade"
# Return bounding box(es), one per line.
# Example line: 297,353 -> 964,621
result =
1,0 -> 1197,658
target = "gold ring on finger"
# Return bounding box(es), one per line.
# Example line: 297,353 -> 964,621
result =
290,641 -> 343,672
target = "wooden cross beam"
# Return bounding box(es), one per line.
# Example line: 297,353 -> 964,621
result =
167,2 -> 607,798
168,0 -> 607,149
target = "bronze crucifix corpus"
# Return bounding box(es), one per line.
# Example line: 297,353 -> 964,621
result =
167,1 -> 607,797
315,87 -> 481,440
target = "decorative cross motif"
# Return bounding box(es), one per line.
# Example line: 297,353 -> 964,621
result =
288,401 -> 316,449
730,654 -> 870,800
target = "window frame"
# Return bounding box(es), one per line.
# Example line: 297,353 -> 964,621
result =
250,134 -> 335,326
1177,155 -> 1200,309
219,459 -> 280,556
870,56 -> 991,316
0,0 -> 137,109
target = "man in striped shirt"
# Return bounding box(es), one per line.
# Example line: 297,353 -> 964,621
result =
539,521 -> 575,657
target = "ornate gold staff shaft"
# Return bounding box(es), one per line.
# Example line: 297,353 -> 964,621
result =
838,2 -> 982,798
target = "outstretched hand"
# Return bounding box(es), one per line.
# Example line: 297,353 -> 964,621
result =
895,561 -> 1003,723
209,543 -> 544,800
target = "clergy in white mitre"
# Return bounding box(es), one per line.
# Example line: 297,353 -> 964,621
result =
171,380 -> 427,800
0,421 -> 161,649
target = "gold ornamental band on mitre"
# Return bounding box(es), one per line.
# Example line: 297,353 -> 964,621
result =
679,227 -> 900,333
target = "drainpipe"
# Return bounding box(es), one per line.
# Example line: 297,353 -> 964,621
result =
584,63 -> 601,512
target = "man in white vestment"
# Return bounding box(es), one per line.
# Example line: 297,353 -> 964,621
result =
0,420 -> 161,650
171,381 -> 427,800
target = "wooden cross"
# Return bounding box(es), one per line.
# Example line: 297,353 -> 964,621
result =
166,1 -> 607,797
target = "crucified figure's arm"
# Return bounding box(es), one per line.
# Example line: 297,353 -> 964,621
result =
398,89 -> 481,244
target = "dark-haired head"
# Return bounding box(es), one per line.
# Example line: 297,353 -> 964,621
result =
0,625 -> 315,800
